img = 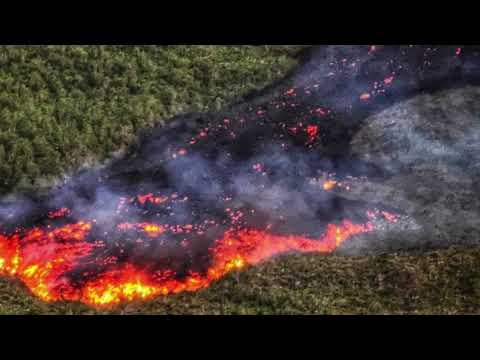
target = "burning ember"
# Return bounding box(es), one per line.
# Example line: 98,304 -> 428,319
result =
306,125 -> 319,143
360,92 -> 371,101
323,180 -> 337,191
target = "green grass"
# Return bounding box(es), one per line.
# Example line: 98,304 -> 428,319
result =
1,247 -> 479,315
0,45 -> 305,194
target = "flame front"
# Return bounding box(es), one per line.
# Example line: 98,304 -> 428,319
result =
0,214 -> 379,308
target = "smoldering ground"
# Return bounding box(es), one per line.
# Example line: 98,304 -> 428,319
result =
2,45 -> 480,263
341,85 -> 480,254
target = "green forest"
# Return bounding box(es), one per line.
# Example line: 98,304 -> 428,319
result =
0,45 -> 304,194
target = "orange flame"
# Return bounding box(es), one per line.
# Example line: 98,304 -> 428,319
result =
323,180 -> 337,191
0,216 -> 378,308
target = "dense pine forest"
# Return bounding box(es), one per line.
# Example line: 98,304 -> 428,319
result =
0,45 -> 304,194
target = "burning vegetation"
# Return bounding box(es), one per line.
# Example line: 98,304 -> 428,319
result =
0,206 -> 392,307
1,45 -> 480,309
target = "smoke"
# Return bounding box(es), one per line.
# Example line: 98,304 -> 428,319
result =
351,86 -> 480,171
3,45 -> 480,307
2,45 -> 480,254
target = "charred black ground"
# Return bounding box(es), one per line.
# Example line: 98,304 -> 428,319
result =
2,45 -> 480,284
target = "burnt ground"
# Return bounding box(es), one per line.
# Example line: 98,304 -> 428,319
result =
63,46 -> 480,253
2,45 -> 480,256
342,86 -> 480,254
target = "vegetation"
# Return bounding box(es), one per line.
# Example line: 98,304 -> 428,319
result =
1,247 -> 479,315
0,45 -> 304,194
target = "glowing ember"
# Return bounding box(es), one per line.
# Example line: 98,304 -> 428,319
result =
381,211 -> 398,223
323,180 -> 337,191
138,223 -> 166,237
284,88 -> 296,96
118,222 -> 166,237
360,93 -> 371,101
252,163 -> 264,172
306,125 -> 319,143
48,208 -> 71,219
384,76 -> 395,85
137,194 -> 168,206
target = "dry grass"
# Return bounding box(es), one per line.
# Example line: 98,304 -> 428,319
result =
1,246 -> 479,315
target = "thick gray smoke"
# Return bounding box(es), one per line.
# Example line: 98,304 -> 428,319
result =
341,86 -> 480,254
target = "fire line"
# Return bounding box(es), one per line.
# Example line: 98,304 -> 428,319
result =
0,208 -> 393,308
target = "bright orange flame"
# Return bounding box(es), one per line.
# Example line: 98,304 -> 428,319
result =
0,222 -> 95,303
117,222 -> 166,237
138,223 -> 165,237
0,214 -> 382,308
323,180 -> 337,191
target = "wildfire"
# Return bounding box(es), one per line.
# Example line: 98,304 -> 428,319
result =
118,222 -> 166,237
137,193 -> 168,205
0,45 -> 425,309
48,208 -> 71,219
360,92 -> 371,101
138,223 -> 166,237
306,125 -> 319,143
0,208 -> 387,308
323,180 -> 337,191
